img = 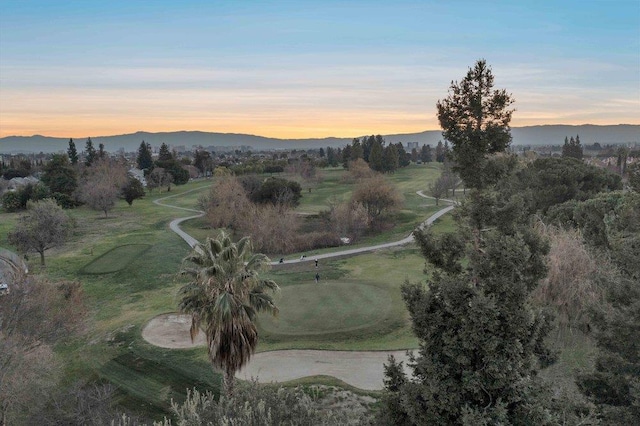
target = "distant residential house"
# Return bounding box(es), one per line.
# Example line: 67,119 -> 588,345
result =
128,168 -> 147,187
8,176 -> 39,190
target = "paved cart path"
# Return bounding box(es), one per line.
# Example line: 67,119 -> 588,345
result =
146,186 -> 456,389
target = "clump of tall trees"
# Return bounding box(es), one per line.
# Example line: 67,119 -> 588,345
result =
341,135 -> 410,172
200,175 -> 309,254
378,59 -> 583,425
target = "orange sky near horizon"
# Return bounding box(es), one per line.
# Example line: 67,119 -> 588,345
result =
2,2 -> 638,141
2,114 -> 638,140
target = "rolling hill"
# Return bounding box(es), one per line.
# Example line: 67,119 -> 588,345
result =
1,125 -> 638,154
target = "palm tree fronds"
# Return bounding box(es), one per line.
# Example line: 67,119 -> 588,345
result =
177,231 -> 278,396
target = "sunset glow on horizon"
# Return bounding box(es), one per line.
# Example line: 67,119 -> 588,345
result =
1,1 -> 639,140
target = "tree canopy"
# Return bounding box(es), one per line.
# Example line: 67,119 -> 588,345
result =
178,232 -> 279,396
436,59 -> 515,188
7,199 -> 72,266
562,135 -> 583,159
136,141 -> 153,170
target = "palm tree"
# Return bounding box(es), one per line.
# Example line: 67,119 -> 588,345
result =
178,231 -> 279,396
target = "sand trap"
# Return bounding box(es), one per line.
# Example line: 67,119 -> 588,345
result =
142,313 -> 206,349
142,313 -> 414,390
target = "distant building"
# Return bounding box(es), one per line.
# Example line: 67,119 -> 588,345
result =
406,142 -> 419,150
128,168 -> 147,187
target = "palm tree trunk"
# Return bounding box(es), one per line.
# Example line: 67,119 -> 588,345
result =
223,367 -> 235,397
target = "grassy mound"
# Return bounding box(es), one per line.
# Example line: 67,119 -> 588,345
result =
81,244 -> 152,274
258,280 -> 393,337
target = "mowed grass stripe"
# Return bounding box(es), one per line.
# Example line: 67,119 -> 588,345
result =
259,281 -> 391,336
81,244 -> 151,274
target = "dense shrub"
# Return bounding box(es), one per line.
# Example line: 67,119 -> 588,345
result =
153,383 -> 368,425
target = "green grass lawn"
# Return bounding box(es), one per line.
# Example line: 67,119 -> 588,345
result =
0,165 -> 597,418
0,166 -> 452,418
81,244 -> 151,274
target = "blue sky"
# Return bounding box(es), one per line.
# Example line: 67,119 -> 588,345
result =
1,0 -> 638,138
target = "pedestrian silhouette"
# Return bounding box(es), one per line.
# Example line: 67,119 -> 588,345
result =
315,273 -> 320,283
315,259 -> 318,268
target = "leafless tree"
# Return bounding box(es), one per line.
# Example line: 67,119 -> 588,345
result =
329,199 -> 370,241
532,224 -> 604,327
202,176 -> 252,230
0,275 -> 86,424
147,167 -> 174,192
7,199 -> 72,266
351,175 -> 403,225
429,175 -> 449,206
78,157 -> 128,217
342,158 -> 376,183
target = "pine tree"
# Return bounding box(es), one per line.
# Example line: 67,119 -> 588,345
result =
379,59 -> 557,425
562,134 -> 583,159
421,144 -> 433,163
84,137 -> 97,167
383,144 -> 399,173
436,59 -> 515,188
158,143 -> 173,161
369,139 -> 384,172
136,141 -> 153,170
67,138 -> 78,165
435,140 -> 445,162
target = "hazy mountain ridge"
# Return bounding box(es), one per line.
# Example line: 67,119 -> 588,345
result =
1,125 -> 638,154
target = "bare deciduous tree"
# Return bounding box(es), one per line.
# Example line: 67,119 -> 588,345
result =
0,275 -> 86,424
147,167 -> 174,192
7,199 -> 72,266
342,158 -> 376,183
329,200 -> 370,241
429,175 -> 450,206
244,203 -> 300,253
532,224 -> 603,326
202,176 -> 252,230
78,157 -> 128,217
352,175 -> 403,225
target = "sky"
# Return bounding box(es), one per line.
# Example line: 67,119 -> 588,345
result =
0,0 -> 639,139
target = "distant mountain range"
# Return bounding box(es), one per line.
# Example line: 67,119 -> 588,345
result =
1,125 -> 638,154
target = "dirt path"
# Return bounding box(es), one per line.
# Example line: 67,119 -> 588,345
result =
145,186 -> 454,389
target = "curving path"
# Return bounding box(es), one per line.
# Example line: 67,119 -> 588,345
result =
147,185 -> 456,389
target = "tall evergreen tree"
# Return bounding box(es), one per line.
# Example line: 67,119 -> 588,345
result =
342,144 -> 352,168
379,60 -> 557,425
435,140 -> 445,162
437,59 -> 515,188
67,139 -> 78,165
369,139 -> 385,172
98,143 -> 106,160
158,143 -> 173,161
136,141 -> 153,170
395,142 -> 410,167
41,154 -> 78,196
383,144 -> 399,173
84,137 -> 97,167
562,134 -> 583,159
350,138 -> 364,161
421,144 -> 433,163
326,147 -> 337,167
411,148 -> 419,163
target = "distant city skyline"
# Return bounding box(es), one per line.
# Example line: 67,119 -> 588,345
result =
1,0 -> 638,139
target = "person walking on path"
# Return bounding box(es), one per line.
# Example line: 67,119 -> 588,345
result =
315,259 -> 318,268
315,273 -> 320,283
